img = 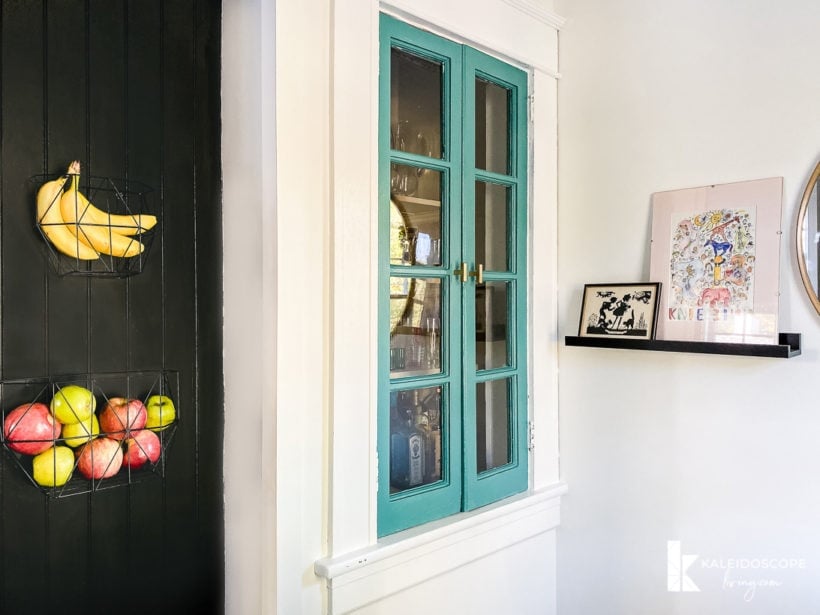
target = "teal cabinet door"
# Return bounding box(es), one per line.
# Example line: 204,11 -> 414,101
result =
461,47 -> 529,511
378,15 -> 528,536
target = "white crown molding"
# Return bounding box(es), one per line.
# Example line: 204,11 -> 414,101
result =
503,0 -> 566,30
380,1 -> 562,78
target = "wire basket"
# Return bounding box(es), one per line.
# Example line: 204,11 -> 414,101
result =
31,173 -> 157,278
0,370 -> 179,497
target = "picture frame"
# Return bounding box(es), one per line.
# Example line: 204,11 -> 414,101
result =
578,283 -> 661,339
649,177 -> 783,344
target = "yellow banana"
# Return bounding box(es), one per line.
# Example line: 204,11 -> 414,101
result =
81,209 -> 157,236
60,162 -> 144,258
36,175 -> 100,260
60,162 -> 156,236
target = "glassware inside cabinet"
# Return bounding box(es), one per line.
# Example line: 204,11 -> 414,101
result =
389,386 -> 443,493
390,48 -> 443,160
389,169 -> 442,267
389,278 -> 442,377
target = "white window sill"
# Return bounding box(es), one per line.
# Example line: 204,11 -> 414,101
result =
314,481 -> 567,614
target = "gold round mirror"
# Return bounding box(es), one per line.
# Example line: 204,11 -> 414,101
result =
796,161 -> 820,315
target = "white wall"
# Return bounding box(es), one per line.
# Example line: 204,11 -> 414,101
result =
352,531 -> 557,615
555,0 -> 820,613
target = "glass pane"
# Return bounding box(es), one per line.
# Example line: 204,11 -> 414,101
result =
476,379 -> 511,473
475,78 -> 509,174
389,167 -> 442,266
390,277 -> 442,376
391,48 -> 443,159
475,182 -> 509,272
391,162 -> 441,203
476,281 -> 509,370
390,386 -> 444,492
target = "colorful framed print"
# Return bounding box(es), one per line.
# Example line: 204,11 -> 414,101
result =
649,177 -> 783,344
578,283 -> 661,339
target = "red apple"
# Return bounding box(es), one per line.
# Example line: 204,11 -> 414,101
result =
76,437 -> 123,479
3,402 -> 61,455
123,429 -> 161,469
98,397 -> 147,441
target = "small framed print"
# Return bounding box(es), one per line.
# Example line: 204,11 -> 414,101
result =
578,283 -> 662,340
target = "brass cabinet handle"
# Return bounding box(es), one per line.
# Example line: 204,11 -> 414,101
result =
469,263 -> 484,284
454,262 -> 468,283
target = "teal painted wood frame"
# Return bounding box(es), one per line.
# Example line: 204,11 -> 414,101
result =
460,47 -> 529,511
378,14 -> 529,536
378,14 -> 464,536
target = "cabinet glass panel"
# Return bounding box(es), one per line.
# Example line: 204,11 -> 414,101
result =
390,277 -> 442,377
475,281 -> 509,370
390,167 -> 442,266
475,78 -> 509,174
391,48 -> 443,159
390,386 -> 444,492
475,181 -> 509,272
475,378 -> 511,473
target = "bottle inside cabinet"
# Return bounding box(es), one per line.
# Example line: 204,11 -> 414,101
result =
389,387 -> 443,493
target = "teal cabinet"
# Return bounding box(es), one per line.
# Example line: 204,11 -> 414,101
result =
378,14 -> 528,536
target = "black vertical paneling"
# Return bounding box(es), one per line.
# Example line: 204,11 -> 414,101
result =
0,3 -> 49,614
87,0 -> 128,372
160,1 -> 201,608
123,2 -> 168,612
85,1 -> 131,606
193,1 -> 224,608
43,3 -> 92,608
0,1 -> 223,613
1,1 -> 48,381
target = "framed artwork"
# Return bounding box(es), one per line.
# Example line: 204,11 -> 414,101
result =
649,177 -> 783,344
578,283 -> 661,339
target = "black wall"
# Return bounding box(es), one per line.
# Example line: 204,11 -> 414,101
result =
0,1 -> 223,613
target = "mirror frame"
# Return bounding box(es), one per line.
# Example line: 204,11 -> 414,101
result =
796,161 -> 820,315
389,198 -> 416,334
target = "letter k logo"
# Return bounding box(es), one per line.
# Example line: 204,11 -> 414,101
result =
667,540 -> 700,592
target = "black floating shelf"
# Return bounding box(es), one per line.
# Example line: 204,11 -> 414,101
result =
564,332 -> 801,359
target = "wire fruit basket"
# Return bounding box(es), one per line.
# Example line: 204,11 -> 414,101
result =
31,171 -> 157,278
0,370 -> 179,497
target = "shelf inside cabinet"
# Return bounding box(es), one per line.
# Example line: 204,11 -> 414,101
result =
392,194 -> 441,215
564,332 -> 801,359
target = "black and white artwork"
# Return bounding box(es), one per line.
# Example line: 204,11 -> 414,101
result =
578,283 -> 661,339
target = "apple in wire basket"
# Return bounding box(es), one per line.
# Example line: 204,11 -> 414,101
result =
76,437 -> 123,480
3,402 -> 61,455
123,429 -> 161,469
99,397 -> 147,441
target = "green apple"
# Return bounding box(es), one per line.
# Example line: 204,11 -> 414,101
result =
32,446 -> 75,487
145,395 -> 176,431
50,384 -> 96,424
62,414 -> 100,448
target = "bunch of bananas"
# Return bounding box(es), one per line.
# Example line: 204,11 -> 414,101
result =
36,161 -> 157,260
